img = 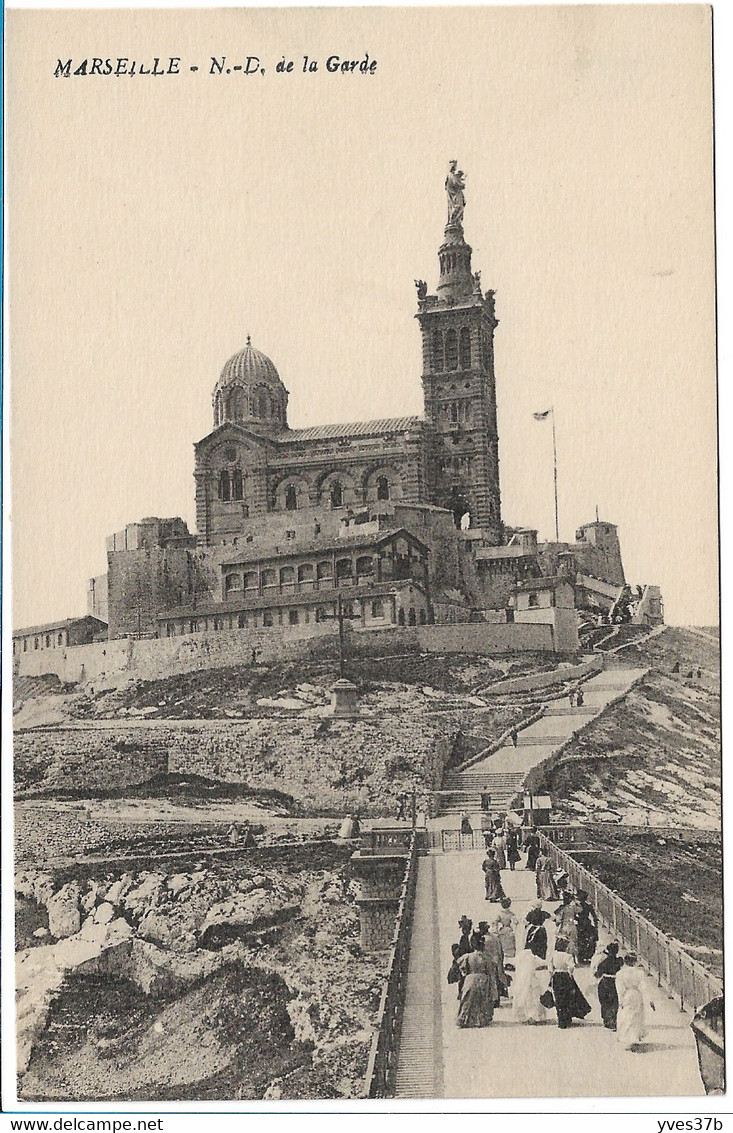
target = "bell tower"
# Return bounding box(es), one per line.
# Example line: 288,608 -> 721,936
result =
416,162 -> 502,542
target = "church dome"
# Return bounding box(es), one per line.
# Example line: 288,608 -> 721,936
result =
212,336 -> 288,432
219,337 -> 283,389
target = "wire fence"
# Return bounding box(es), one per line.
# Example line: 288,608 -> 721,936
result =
364,832 -> 419,1098
538,831 -> 722,1013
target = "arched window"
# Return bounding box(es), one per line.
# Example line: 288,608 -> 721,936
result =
459,327 -> 471,369
230,388 -> 245,420
257,390 -> 269,417
445,329 -> 458,371
335,558 -> 353,584
433,330 -> 444,372
451,402 -> 458,424
285,484 -> 297,511
419,609 -> 427,624
23,640 -> 27,652
232,469 -> 243,501
377,475 -> 390,501
398,609 -> 405,626
238,613 -> 247,629
225,573 -> 242,593
330,481 -> 343,508
280,565 -> 295,589
215,391 -> 223,425
261,568 -> 277,590
57,632 -> 63,646
298,563 -> 315,586
243,571 -> 258,594
316,561 -> 332,586
262,609 -> 274,627
408,608 -> 417,626
218,470 -> 231,501
356,555 -> 374,578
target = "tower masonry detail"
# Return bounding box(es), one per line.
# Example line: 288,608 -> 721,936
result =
416,161 -> 502,541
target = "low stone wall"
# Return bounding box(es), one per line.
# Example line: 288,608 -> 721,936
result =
482,656 -> 603,697
16,620 -> 559,691
417,622 -> 553,654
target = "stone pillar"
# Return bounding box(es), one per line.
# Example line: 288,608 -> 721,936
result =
350,854 -> 408,951
331,678 -> 359,718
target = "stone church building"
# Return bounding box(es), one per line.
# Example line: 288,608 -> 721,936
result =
74,165 -> 647,645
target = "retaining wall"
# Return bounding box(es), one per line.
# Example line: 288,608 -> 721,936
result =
16,620 -> 560,690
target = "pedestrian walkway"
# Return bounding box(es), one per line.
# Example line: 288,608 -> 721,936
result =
466,667 -> 646,779
395,848 -> 703,1098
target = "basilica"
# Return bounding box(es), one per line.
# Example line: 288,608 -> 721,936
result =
75,165 -> 656,648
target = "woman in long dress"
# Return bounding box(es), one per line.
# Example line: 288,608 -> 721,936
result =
594,942 -> 624,1031
524,905 -> 550,960
506,828 -> 521,871
492,830 -> 507,870
512,947 -> 551,1024
554,891 -> 581,962
616,954 -> 656,1049
493,899 -> 519,965
524,829 -> 541,871
576,890 -> 599,963
482,850 -> 505,902
456,942 -> 501,1028
549,939 -> 592,1029
535,851 -> 559,901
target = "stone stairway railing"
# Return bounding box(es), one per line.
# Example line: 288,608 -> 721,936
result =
364,832 -> 419,1099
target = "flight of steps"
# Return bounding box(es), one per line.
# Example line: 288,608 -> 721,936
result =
437,770 -> 526,815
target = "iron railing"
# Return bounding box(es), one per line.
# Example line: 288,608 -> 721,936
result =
364,832 -> 419,1098
537,831 -> 722,1012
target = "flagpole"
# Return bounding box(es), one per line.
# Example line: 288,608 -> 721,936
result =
551,407 -> 559,542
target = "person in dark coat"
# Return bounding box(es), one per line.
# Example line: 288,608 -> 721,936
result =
506,827 -> 521,871
523,829 -> 541,870
576,889 -> 599,963
549,939 -> 592,1029
595,942 -> 624,1030
524,904 -> 550,960
454,916 -> 473,998
460,812 -> 473,835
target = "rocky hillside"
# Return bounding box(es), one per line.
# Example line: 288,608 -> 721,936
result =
525,628 -> 720,828
16,844 -> 384,1101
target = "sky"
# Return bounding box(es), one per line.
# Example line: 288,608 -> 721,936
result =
7,5 -> 717,627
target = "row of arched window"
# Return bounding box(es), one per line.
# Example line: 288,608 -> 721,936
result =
433,327 -> 472,372
214,385 -> 285,426
282,475 -> 390,512
224,554 -> 381,595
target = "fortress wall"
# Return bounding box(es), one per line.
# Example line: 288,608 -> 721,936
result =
16,620 -> 559,690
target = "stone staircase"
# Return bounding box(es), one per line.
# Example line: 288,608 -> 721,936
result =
437,770 -> 526,815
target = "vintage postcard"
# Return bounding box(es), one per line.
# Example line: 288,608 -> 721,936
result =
4,3 -> 721,1109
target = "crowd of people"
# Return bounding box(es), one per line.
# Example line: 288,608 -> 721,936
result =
448,830 -> 656,1050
